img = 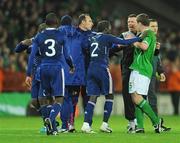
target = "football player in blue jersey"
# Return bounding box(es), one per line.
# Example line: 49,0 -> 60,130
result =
16,23 -> 47,112
16,23 -> 55,133
58,14 -> 94,132
26,13 -> 74,135
81,20 -> 141,133
57,15 -> 75,132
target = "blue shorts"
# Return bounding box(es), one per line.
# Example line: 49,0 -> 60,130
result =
34,66 -> 41,82
40,65 -> 65,97
87,67 -> 113,96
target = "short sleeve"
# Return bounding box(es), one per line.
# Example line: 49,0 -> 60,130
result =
142,35 -> 151,47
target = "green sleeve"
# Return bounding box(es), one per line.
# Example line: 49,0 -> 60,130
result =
142,36 -> 151,47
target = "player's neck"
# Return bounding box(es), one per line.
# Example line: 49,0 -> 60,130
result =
140,26 -> 149,33
130,30 -> 137,35
46,24 -> 57,29
79,25 -> 87,31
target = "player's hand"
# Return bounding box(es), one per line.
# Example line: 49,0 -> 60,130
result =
69,67 -> 75,74
21,39 -> 32,46
156,42 -> 161,49
159,73 -> 166,82
25,76 -> 32,89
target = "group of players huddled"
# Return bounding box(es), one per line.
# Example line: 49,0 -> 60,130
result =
15,12 -> 171,135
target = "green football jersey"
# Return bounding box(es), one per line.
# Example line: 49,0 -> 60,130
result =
130,29 -> 156,79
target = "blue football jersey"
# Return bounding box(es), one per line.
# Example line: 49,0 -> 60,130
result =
27,28 -> 73,76
87,33 -> 140,68
86,33 -> 140,96
57,25 -> 76,68
58,26 -> 94,86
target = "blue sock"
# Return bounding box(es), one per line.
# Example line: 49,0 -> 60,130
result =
49,103 -> 62,131
103,99 -> 113,122
40,105 -> 49,120
84,101 -> 95,124
61,96 -> 71,129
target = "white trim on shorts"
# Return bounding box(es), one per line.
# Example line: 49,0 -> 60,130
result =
106,68 -> 113,94
61,68 -> 65,96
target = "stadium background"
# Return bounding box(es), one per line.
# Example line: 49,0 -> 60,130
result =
0,0 -> 180,116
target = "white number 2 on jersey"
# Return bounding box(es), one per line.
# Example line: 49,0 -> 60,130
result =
45,39 -> 56,57
91,42 -> 98,57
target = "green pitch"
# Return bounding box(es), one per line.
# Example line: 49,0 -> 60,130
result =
0,116 -> 179,143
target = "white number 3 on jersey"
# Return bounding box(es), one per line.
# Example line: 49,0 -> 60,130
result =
45,39 -> 56,57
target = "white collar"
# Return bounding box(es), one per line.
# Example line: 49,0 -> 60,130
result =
46,28 -> 56,30
97,32 -> 103,35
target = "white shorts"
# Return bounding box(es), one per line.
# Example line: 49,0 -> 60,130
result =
129,70 -> 150,95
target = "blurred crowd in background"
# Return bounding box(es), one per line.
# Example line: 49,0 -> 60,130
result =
0,0 -> 179,94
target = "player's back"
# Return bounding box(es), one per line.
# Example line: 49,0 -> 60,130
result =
61,27 -> 92,86
36,28 -> 65,66
88,33 -> 113,68
58,25 -> 76,38
89,32 -> 141,69
86,33 -> 114,96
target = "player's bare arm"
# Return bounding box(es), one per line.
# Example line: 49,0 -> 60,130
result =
133,41 -> 148,50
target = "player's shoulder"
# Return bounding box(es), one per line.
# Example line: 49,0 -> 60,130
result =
35,29 -> 50,37
48,28 -> 66,38
33,32 -> 41,41
146,29 -> 156,37
35,28 -> 61,41
96,33 -> 114,42
34,30 -> 49,40
102,33 -> 115,39
90,32 -> 103,39
68,27 -> 78,38
59,25 -> 76,36
91,31 -> 97,36
58,25 -> 71,31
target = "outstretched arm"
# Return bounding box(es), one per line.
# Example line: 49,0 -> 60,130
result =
108,34 -> 141,45
14,39 -> 32,53
14,43 -> 29,53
